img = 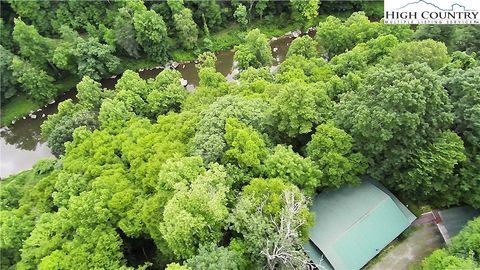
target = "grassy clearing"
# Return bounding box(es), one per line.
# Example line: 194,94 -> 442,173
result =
118,57 -> 159,71
1,95 -> 39,126
1,75 -> 81,126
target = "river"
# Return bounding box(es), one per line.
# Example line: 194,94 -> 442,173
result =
0,32 -> 302,178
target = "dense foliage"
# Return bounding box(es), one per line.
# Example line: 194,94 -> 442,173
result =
421,217 -> 480,269
2,9 -> 480,270
0,0 -> 385,106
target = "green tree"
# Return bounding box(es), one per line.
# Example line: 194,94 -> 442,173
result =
166,263 -> 192,270
167,0 -> 184,14
413,25 -> 454,45
191,0 -> 222,31
271,82 -> 332,138
443,67 -> 480,152
98,99 -> 135,131
192,95 -> 268,163
8,0 -> 53,34
160,166 -> 229,259
0,46 -> 17,102
331,34 -> 399,76
421,217 -> 480,269
264,145 -> 321,195
114,7 -> 140,58
133,9 -> 169,62
234,4 -> 248,30
223,118 -> 269,173
448,217 -> 480,260
196,52 -> 217,70
395,131 -> 466,206
42,101 -> 97,156
198,67 -> 227,88
460,155 -> 480,209
388,39 -> 450,70
170,5 -> 198,50
450,25 -> 480,56
10,57 -> 57,103
12,18 -> 52,68
275,55 -> 334,83
76,76 -> 110,110
316,13 -> 412,58
0,19 -> 15,51
316,16 -> 352,58
306,123 -> 367,189
234,29 -> 273,70
41,76 -> 108,156
186,244 -> 244,270
335,63 -> 453,183
147,69 -> 188,116
414,25 -> 480,56
114,70 -> 149,115
290,0 -> 319,25
421,249 -> 478,270
51,26 -> 79,74
228,178 -> 313,268
286,35 -> 318,59
74,37 -> 119,80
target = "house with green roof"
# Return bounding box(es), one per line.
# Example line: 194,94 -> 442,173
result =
304,177 -> 416,270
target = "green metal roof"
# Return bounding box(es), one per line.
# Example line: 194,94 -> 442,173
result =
439,206 -> 479,239
306,178 -> 416,270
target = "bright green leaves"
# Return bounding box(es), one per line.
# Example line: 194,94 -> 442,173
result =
421,217 -> 480,269
10,57 -> 57,103
186,244 -> 245,270
172,8 -> 198,50
331,34 -> 399,76
264,145 -> 321,195
275,55 -> 334,83
147,69 -> 187,116
192,95 -> 268,164
76,76 -> 111,110
396,131 -> 466,206
133,9 -> 169,62
156,156 -> 206,191
306,123 -> 367,189
290,0 -> 319,25
421,249 -> 478,270
271,82 -> 332,138
388,39 -> 450,70
74,37 -> 119,80
316,16 -> 352,58
41,77 -> 107,156
234,4 -> 248,30
287,35 -> 318,59
12,18 -> 52,68
224,118 -> 269,173
234,29 -> 273,70
108,69 -> 188,118
316,12 -> 412,58
160,165 -> 229,259
336,63 -> 453,181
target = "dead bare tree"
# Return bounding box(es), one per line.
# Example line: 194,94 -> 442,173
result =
260,190 -> 318,270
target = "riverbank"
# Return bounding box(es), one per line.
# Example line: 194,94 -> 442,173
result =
2,13 -> 346,127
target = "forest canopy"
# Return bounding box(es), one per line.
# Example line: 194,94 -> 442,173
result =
1,2 -> 480,270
